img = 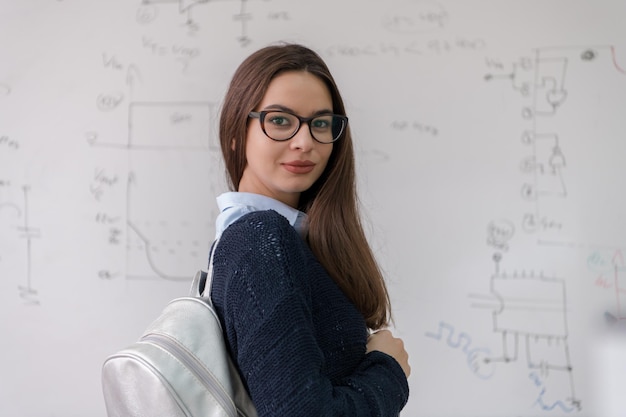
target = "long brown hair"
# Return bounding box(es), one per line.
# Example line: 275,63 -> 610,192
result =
219,43 -> 391,329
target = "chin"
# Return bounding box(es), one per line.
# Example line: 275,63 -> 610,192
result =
282,179 -> 316,193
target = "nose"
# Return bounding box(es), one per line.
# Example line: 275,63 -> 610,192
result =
289,122 -> 315,151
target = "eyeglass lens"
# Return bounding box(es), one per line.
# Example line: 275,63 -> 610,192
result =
262,111 -> 345,143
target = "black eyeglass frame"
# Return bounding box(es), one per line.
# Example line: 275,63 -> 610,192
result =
248,110 -> 348,144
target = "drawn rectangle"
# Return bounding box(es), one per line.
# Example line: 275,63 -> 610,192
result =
493,278 -> 567,337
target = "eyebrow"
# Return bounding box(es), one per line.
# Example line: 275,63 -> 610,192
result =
262,104 -> 334,116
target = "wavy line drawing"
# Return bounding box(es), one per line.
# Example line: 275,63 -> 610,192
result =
425,321 -> 496,380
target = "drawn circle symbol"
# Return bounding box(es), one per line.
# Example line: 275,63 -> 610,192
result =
581,49 -> 596,61
520,183 -> 536,201
85,131 -> 99,145
520,130 -> 534,145
97,93 -> 124,112
519,156 -> 536,173
487,219 -> 515,247
521,107 -> 533,120
136,6 -> 158,24
466,348 -> 496,380
522,213 -> 538,233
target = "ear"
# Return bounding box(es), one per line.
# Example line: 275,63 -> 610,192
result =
230,138 -> 236,151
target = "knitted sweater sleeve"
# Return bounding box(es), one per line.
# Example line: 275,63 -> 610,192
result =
211,211 -> 409,417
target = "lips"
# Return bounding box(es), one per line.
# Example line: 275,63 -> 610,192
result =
282,160 -> 315,174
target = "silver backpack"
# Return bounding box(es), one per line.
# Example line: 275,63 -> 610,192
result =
102,242 -> 257,417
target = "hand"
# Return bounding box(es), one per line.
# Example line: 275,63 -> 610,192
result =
366,329 -> 411,377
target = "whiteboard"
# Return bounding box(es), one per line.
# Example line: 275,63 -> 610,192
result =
1,1 -> 625,416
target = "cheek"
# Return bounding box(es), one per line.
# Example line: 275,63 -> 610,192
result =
244,127 -> 263,159
312,146 -> 334,181
320,145 -> 334,168
245,132 -> 281,166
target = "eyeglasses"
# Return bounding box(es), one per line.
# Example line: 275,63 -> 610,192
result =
249,110 -> 348,144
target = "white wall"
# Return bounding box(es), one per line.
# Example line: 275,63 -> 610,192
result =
1,1 -> 626,416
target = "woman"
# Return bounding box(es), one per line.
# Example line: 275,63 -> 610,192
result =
211,43 -> 410,416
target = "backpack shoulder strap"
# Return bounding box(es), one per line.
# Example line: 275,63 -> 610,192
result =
190,238 -> 218,298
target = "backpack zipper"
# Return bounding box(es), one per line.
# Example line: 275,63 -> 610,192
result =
142,332 -> 239,417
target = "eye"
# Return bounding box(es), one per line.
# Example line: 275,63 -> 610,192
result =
266,112 -> 294,129
311,116 -> 332,131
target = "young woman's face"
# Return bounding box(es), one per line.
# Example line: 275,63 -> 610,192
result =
238,71 -> 334,208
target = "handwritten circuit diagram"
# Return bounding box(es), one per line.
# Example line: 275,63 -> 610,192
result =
470,253 -> 580,412
83,0 -> 229,282
486,45 -> 626,237
0,184 -> 41,305
1,91 -> 41,304
494,44 -> 626,323
137,0 -> 278,45
88,0 -> 290,282
425,46 -> 626,413
461,44 -> 626,413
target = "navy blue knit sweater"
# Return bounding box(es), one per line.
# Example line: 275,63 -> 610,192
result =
210,210 -> 409,416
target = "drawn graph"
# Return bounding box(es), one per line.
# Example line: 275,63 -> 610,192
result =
90,101 -> 218,281
127,102 -> 216,280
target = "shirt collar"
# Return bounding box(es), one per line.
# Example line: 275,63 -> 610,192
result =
215,192 -> 308,239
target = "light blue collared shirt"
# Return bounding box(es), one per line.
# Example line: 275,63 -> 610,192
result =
215,192 -> 308,239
